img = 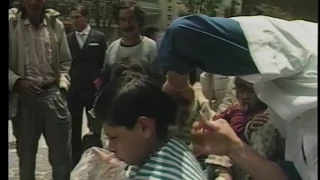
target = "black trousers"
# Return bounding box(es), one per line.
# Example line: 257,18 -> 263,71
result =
67,90 -> 102,168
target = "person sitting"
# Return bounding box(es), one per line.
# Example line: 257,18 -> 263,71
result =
212,77 -> 285,179
94,59 -> 206,179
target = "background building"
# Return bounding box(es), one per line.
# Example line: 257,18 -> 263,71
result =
43,0 -> 179,41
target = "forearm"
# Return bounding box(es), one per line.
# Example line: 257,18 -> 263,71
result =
9,69 -> 21,91
229,140 -> 287,180
58,26 -> 72,90
167,71 -> 189,89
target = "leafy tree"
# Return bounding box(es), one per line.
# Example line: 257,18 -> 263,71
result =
224,0 -> 241,17
179,0 -> 222,16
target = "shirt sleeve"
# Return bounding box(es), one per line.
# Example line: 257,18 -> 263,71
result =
156,14 -> 259,76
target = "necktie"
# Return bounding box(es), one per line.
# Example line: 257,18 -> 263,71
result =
78,33 -> 86,48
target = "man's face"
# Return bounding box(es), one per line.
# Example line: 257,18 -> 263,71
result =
235,79 -> 261,112
71,9 -> 87,31
118,7 -> 140,38
22,0 -> 46,16
103,117 -> 155,165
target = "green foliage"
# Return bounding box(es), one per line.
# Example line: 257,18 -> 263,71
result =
250,3 -> 293,20
179,0 -> 222,16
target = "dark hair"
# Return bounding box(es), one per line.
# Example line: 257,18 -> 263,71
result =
71,4 -> 89,17
112,0 -> 145,26
18,0 -> 46,19
143,27 -> 159,38
100,58 -> 165,89
94,71 -> 176,140
234,77 -> 253,90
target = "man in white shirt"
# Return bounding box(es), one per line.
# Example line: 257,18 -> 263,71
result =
67,4 -> 106,167
103,0 -> 157,67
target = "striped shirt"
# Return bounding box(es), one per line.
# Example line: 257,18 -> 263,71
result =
127,137 -> 206,180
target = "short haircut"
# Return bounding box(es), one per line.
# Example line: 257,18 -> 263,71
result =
112,0 -> 145,26
71,4 -> 89,17
94,59 -> 175,140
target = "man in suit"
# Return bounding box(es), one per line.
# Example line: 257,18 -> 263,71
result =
67,4 -> 107,167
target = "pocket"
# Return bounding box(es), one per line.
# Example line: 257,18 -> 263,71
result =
47,92 -> 70,120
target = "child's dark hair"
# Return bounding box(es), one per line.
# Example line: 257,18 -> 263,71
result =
234,77 -> 253,90
94,72 -> 176,140
100,58 -> 165,88
112,0 -> 145,26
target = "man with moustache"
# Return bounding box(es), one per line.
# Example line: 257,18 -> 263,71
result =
9,0 -> 72,179
99,0 -> 157,148
103,0 -> 157,67
67,4 -> 106,167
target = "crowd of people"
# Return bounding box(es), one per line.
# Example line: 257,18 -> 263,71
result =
9,0 -> 317,180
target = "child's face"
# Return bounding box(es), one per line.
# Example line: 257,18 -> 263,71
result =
235,79 -> 261,112
103,118 -> 157,165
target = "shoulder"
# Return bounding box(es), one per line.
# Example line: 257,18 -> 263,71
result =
67,32 -> 74,38
109,39 -> 121,48
91,29 -> 105,37
142,36 -> 157,46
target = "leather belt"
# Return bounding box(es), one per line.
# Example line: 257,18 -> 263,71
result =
38,82 -> 57,90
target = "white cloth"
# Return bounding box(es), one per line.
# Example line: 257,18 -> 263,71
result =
233,16 -> 318,180
76,25 -> 91,49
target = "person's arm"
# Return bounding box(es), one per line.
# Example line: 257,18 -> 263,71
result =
229,139 -> 287,180
9,69 -> 21,91
56,20 -> 72,91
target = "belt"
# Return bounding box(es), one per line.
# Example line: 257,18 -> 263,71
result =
38,82 -> 57,90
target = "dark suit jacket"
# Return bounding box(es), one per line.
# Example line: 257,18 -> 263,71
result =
67,29 -> 106,102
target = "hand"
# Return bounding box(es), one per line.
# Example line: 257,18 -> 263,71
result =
13,78 -> 41,95
91,148 -> 125,170
191,118 -> 242,156
248,112 -> 269,132
163,81 -> 195,105
94,78 -> 103,90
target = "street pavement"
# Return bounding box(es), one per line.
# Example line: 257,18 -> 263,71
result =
8,82 -> 204,180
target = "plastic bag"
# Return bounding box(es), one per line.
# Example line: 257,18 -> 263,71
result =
70,147 -> 128,180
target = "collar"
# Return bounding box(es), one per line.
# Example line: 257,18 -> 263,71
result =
24,18 -> 47,27
76,25 -> 91,35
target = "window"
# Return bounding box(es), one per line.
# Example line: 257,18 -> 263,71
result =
167,6 -> 172,11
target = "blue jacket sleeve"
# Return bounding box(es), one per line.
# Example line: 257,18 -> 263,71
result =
156,14 -> 259,76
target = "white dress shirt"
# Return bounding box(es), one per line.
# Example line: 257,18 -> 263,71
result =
76,25 -> 91,49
